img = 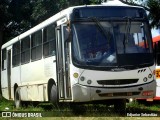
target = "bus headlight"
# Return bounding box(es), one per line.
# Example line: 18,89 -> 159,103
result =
73,73 -> 79,78
87,80 -> 92,84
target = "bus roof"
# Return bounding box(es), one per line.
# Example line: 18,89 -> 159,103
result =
1,0 -> 144,49
153,35 -> 160,43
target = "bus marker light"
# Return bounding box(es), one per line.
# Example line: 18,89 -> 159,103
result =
142,91 -> 153,96
143,77 -> 147,82
87,80 -> 92,84
73,73 -> 79,78
80,76 -> 85,81
148,74 -> 152,78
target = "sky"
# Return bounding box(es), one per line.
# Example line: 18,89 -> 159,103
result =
151,28 -> 160,38
133,0 -> 160,37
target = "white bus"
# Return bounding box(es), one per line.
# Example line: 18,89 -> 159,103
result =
153,35 -> 160,101
1,0 -> 156,111
136,35 -> 160,103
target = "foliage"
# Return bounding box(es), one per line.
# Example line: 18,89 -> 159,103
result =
0,0 -> 79,42
0,0 -> 12,43
6,0 -> 32,38
89,0 -> 102,4
1,97 -> 160,118
31,0 -> 69,26
0,0 -> 10,29
147,0 -> 160,28
0,0 -> 160,45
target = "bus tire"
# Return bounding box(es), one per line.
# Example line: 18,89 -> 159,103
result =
14,87 -> 22,108
50,84 -> 58,104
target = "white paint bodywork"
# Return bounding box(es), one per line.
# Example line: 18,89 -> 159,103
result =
155,66 -> 160,97
70,64 -> 156,102
1,0 -> 156,102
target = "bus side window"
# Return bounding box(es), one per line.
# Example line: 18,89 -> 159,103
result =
43,24 -> 56,57
21,36 -> 30,64
2,49 -> 6,70
31,30 -> 42,61
13,41 -> 20,67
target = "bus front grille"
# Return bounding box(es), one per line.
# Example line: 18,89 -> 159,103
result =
97,79 -> 139,85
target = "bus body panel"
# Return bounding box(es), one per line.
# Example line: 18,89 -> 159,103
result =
1,70 -> 7,89
21,60 -> 45,85
1,0 -> 156,106
11,66 -> 21,99
19,56 -> 56,101
78,67 -> 155,87
156,66 -> 160,86
154,66 -> 160,99
12,67 -> 21,86
155,87 -> 160,98
43,56 -> 57,82
70,65 -> 156,102
20,83 -> 48,101
72,81 -> 156,102
151,35 -> 160,101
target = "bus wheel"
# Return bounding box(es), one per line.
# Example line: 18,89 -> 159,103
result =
14,88 -> 22,108
114,99 -> 126,115
50,84 -> 58,105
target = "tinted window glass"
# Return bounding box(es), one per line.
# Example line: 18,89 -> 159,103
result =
31,30 -> 42,61
43,25 -> 56,57
21,36 -> 30,64
13,42 -> 20,66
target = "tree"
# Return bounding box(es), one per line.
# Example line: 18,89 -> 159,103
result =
0,0 -> 11,44
89,0 -> 102,4
31,0 -> 70,26
121,0 -> 160,28
0,0 -> 11,98
147,0 -> 160,28
7,0 -> 32,37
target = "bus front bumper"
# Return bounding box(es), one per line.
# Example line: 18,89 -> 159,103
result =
72,80 -> 156,102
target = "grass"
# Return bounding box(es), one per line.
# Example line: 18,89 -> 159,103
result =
0,98 -> 160,119
127,100 -> 160,112
0,98 -> 44,111
0,98 -> 119,117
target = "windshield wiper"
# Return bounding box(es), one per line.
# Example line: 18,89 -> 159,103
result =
88,17 -> 111,46
123,17 -> 132,53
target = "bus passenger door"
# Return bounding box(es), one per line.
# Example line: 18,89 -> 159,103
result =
56,24 -> 71,100
7,49 -> 11,99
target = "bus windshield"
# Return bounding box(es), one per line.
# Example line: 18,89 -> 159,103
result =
72,20 -> 153,69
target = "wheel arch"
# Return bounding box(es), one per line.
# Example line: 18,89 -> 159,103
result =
47,78 -> 56,101
14,83 -> 18,99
